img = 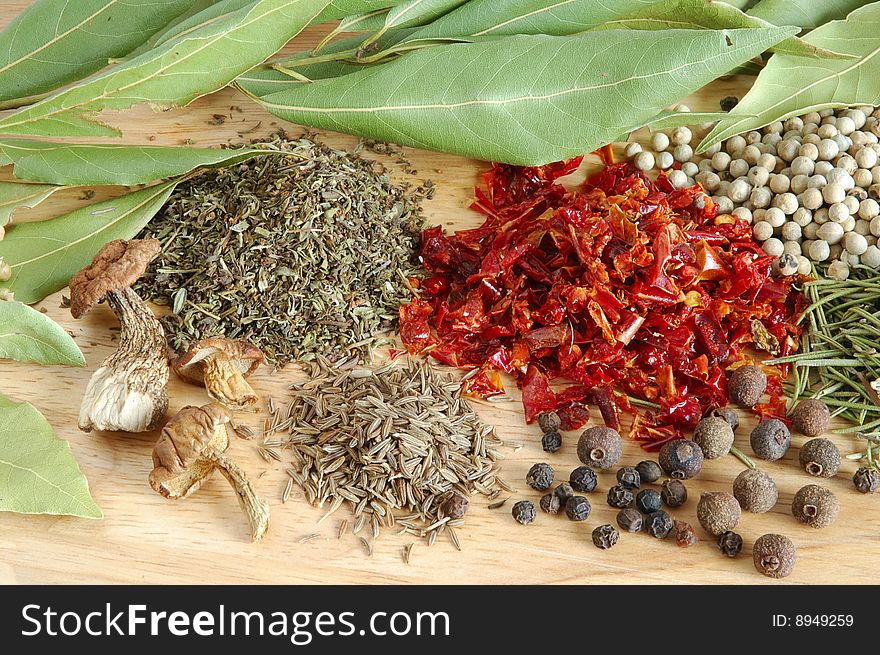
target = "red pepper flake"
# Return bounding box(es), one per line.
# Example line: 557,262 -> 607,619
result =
399,160 -> 803,443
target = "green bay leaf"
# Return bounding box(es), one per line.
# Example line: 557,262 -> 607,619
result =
256,27 -> 796,166
0,0 -> 331,138
381,0 -> 469,31
0,182 -> 177,304
698,4 -> 880,151
0,302 -> 85,368
0,181 -> 62,226
0,140 -> 277,186
0,0 -> 199,110
0,392 -> 101,518
748,0 -> 870,30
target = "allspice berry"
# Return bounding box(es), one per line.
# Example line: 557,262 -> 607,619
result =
753,534 -> 796,579
659,439 -> 704,479
692,416 -> 735,459
697,492 -> 741,536
853,467 -> 880,494
728,365 -> 767,408
790,399 -> 831,437
792,484 -> 839,529
704,406 -> 739,432
576,426 -> 622,469
443,494 -> 469,519
750,419 -> 791,461
798,438 -> 840,478
732,468 -> 778,513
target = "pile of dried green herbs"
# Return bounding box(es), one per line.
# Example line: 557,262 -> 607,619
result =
137,135 -> 431,366
768,265 -> 880,467
261,356 -> 507,551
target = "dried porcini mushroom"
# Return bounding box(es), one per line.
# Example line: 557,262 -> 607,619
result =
69,239 -> 169,432
172,338 -> 263,409
150,403 -> 270,542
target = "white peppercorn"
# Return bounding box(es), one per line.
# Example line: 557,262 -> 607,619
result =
854,168 -> 873,188
764,207 -> 786,228
828,202 -> 850,223
742,144 -> 761,164
753,221 -> 774,242
783,240 -> 802,256
781,222 -> 802,241
696,171 -> 721,191
814,207 -> 830,224
803,223 -> 819,239
815,160 -> 834,176
843,215 -> 857,232
673,144 -> 693,162
804,133 -> 823,147
728,178 -> 751,202
768,172 -> 789,193
790,156 -> 814,176
837,116 -> 856,135
804,112 -> 821,125
634,151 -> 655,171
763,238 -> 784,256
728,158 -> 747,178
856,147 -> 879,169
856,218 -> 872,235
818,124 -> 837,139
726,135 -> 746,154
843,195 -> 860,215
777,140 -> 799,162
809,240 -> 831,261
861,245 -> 880,267
844,231 -> 869,255
823,183 -> 846,204
773,192 -> 799,214
711,151 -> 731,171
838,154 -> 858,175
651,132 -> 670,152
656,150 -> 674,169
624,142 -> 643,158
791,174 -> 810,194
792,207 -> 813,226
671,127 -> 692,145
757,153 -> 777,170
817,222 -> 845,244
667,169 -> 688,189
817,138 -> 839,160
681,161 -> 699,177
798,142 -> 819,161
750,186 -> 772,208
704,142 -> 722,156
797,255 -> 812,275
764,133 -> 783,148
732,206 -> 752,223
714,196 -> 734,213
800,187 -> 823,210
827,260 -> 850,279
806,175 -> 826,189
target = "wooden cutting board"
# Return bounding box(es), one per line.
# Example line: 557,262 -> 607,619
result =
1,4 -> 875,585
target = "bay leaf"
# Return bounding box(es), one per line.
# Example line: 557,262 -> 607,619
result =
0,182 -> 177,304
311,8 -> 391,54
145,0 -> 254,49
0,0 -> 331,138
133,0 -> 226,53
698,4 -> 880,151
0,302 -> 85,368
748,0 -> 870,30
380,0 -> 469,32
0,140 -> 276,186
591,0 -> 851,59
0,181 -> 62,226
0,0 -> 198,110
256,27 -> 796,166
0,392 -> 101,519
319,0 -> 404,21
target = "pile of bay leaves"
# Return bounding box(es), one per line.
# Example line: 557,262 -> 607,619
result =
0,0 -> 877,519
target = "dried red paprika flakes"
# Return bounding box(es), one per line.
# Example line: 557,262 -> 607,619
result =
400,160 -> 803,443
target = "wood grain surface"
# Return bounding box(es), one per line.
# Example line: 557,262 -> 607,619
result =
1,2 -> 876,585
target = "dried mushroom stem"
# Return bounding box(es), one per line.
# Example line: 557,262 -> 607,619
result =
79,287 -> 169,432
202,352 -> 258,409
207,451 -> 270,542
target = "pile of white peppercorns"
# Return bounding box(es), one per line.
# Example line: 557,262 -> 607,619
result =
625,105 -> 880,280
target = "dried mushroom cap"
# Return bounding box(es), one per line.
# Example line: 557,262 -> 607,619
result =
150,403 -> 231,499
149,402 -> 269,542
69,239 -> 160,318
172,338 -> 263,409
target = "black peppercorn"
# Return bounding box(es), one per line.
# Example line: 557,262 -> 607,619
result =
732,468 -> 777,513
443,494 -> 469,519
703,406 -> 739,432
616,466 -> 641,489
717,531 -> 743,558
635,460 -> 662,484
541,431 -> 562,454
565,495 -> 591,521
790,399 -> 831,437
659,439 -> 704,479
853,467 -> 880,494
792,484 -> 839,529
753,533 -> 796,579
540,492 -> 562,515
645,510 -> 673,539
592,524 -> 620,549
636,488 -> 662,514
674,520 -> 697,548
798,438 -> 840,478
511,500 -> 536,525
537,411 -> 562,434
692,416 -> 735,459
728,365 -> 767,408
750,419 -> 791,461
526,462 -> 554,491
720,95 -> 739,112
661,479 -> 688,508
607,484 -> 634,509
617,507 -> 643,532
569,466 -> 597,493
576,425 -> 622,469
553,482 -> 575,505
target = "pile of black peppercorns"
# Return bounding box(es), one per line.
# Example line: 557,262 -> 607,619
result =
506,372 -> 870,578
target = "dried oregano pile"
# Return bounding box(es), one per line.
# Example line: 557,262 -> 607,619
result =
137,135 -> 431,366
263,356 -> 506,551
